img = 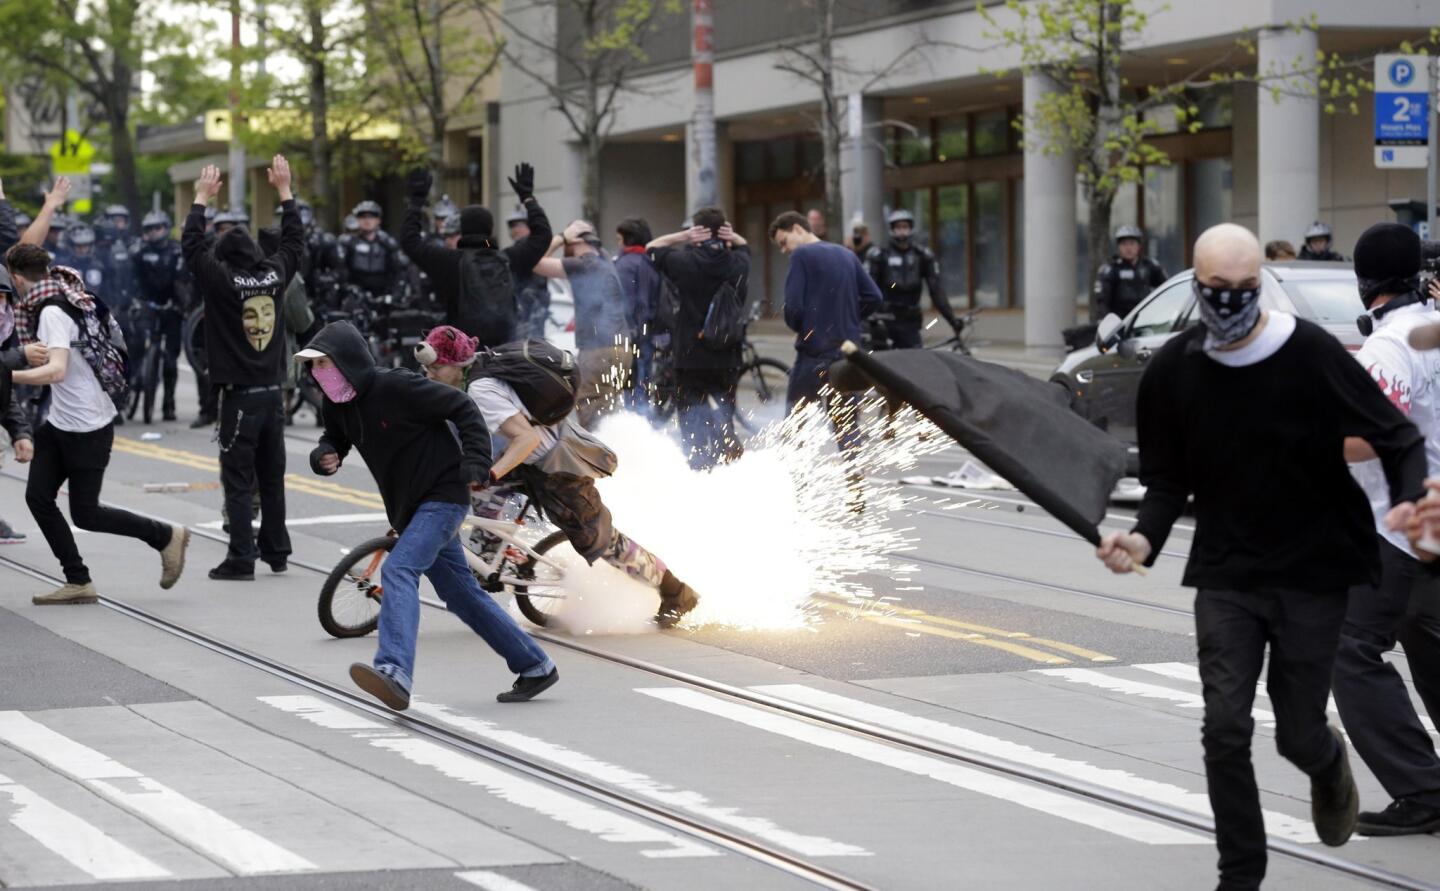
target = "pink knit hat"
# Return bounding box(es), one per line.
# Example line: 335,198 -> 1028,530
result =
415,325 -> 479,367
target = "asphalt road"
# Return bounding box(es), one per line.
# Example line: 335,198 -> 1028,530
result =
1,368 -> 1437,891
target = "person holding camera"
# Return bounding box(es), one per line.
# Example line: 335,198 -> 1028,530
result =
1332,222 -> 1440,837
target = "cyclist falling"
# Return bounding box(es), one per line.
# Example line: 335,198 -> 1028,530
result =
414,325 -> 701,628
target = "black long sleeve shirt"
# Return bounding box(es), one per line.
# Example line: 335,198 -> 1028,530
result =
1132,318 -> 1426,592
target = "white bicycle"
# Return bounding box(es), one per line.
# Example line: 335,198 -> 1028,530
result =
317,502 -> 570,637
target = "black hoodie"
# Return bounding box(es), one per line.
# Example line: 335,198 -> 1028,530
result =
183,200 -> 304,386
651,242 -> 750,371
306,321 -> 492,530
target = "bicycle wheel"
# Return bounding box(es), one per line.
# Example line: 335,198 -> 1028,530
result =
511,531 -> 569,628
735,357 -> 790,432
318,536 -> 394,638
182,307 -> 208,379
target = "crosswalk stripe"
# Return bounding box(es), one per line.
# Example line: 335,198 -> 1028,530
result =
410,699 -> 869,858
455,869 -> 542,891
260,695 -> 716,859
751,684 -> 1320,844
637,687 -> 1205,846
0,712 -> 315,874
1035,667 -> 1279,725
0,774 -> 171,880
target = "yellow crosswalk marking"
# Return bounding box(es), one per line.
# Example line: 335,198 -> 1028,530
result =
814,600 -> 1073,665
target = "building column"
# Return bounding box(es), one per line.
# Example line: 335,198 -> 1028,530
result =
1023,72 -> 1077,348
842,93 -> 885,237
1257,26 -> 1319,244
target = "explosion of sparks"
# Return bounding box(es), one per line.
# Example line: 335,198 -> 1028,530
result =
531,388 -> 952,635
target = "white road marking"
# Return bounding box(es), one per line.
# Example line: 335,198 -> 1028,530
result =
261,695 -> 715,859
0,774 -> 171,880
1036,668 -> 1279,729
637,687 -> 1204,846
455,870 -> 540,891
193,512 -> 389,531
753,685 -> 1320,844
410,699 -> 869,858
0,712 -> 315,874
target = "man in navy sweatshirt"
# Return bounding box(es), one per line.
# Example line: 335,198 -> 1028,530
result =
770,211 -> 881,452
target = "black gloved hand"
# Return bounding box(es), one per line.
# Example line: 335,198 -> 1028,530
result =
406,168 -> 432,200
508,163 -> 535,203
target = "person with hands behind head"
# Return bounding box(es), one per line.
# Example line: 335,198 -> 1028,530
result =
298,320 -> 557,709
182,156 -> 304,582
1098,223 -> 1428,891
399,163 -> 553,347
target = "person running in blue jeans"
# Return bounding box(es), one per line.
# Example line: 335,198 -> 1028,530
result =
297,320 -> 557,709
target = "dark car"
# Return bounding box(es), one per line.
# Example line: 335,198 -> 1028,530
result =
1052,261 -> 1362,447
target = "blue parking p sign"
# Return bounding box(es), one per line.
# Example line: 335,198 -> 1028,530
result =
1376,54 -> 1432,168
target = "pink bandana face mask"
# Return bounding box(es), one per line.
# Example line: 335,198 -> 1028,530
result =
312,364 -> 357,403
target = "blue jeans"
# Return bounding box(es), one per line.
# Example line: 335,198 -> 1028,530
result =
374,501 -> 553,691
675,368 -> 742,470
787,352 -> 862,453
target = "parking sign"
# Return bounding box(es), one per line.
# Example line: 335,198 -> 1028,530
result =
1376,54 -> 1431,169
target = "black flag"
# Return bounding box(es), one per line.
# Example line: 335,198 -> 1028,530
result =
834,347 -> 1128,545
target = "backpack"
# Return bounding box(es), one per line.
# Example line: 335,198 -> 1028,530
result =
699,278 -> 745,352
456,248 -> 517,347
39,295 -> 129,401
477,339 -> 578,425
653,275 -> 681,335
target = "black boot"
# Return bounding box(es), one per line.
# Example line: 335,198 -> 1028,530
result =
1311,726 -> 1359,846
656,570 -> 699,628
497,667 -> 559,703
1358,799 -> 1440,837
208,559 -> 255,581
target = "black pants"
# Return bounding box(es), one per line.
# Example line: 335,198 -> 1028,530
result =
673,367 -> 741,470
157,309 -> 182,411
218,389 -> 290,565
882,317 -> 923,349
25,422 -> 170,585
786,352 -> 862,453
1334,540 -> 1440,809
1195,587 -> 1347,890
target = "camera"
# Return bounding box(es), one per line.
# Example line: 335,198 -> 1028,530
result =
1422,239 -> 1440,294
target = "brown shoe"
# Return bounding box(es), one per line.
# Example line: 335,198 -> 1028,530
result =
159,525 -> 190,590
33,582 -> 98,605
656,571 -> 699,628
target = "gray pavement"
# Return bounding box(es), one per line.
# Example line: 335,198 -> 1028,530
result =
0,365 -> 1437,890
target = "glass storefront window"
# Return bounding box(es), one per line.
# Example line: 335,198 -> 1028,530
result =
1144,165 -> 1184,279
737,142 -> 766,185
1198,88 -> 1233,128
769,140 -> 796,180
936,185 -> 969,307
973,108 -> 1011,156
936,116 -> 969,162
892,122 -> 932,166
1013,177 -> 1024,308
1189,157 -> 1232,240
974,180 -> 1008,307
799,138 -> 823,176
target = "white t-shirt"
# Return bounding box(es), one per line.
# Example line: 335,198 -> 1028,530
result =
37,305 -> 116,433
467,377 -> 558,465
1204,311 -> 1296,367
1347,302 -> 1440,556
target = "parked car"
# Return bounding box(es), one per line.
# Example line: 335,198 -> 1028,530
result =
1052,261 -> 1361,448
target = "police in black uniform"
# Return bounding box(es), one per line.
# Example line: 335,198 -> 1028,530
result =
133,210 -> 188,421
337,200 -> 407,297
1092,224 -> 1167,321
100,205 -> 138,315
287,200 -> 341,308
62,224 -> 108,297
1299,221 -> 1347,261
865,209 -> 960,349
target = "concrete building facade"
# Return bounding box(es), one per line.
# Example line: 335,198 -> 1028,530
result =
496,0 -> 1437,346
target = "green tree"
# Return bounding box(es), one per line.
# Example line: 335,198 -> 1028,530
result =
492,0 -> 681,227
0,0 -> 204,214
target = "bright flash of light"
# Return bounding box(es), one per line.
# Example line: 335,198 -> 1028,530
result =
539,387 -> 952,635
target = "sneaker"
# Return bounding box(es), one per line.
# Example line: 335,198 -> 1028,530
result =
1358,798 -> 1440,837
656,570 -> 699,628
1311,726 -> 1360,846
497,667 -> 558,703
32,582 -> 98,605
349,663 -> 410,711
159,525 -> 190,589
208,560 -> 255,581
189,414 -> 215,430
0,520 -> 25,544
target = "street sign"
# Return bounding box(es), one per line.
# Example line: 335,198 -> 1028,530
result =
47,128 -> 96,213
1375,54 -> 1430,169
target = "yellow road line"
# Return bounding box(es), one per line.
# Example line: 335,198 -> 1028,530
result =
815,600 -> 1072,666
816,594 -> 1117,663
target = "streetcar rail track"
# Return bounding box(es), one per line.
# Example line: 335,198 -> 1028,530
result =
3,525 -> 1433,890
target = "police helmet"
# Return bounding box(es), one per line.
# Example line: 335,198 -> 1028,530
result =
441,214 -> 462,237
432,195 -> 458,222
343,213 -> 359,233
142,209 -> 171,230
352,200 -> 382,218
505,205 -> 528,226
228,207 -> 250,226
886,208 -> 916,228
1304,221 -> 1333,240
67,224 -> 96,246
204,205 -> 217,222
14,212 -> 31,229
212,209 -> 238,227
49,214 -> 70,231
105,204 -> 130,219
1114,224 -> 1144,243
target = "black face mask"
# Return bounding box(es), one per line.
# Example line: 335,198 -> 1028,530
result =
1193,279 -> 1262,347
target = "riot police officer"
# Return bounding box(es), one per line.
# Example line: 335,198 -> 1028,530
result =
337,200 -> 407,298
865,209 -> 960,348
101,204 -> 138,315
283,199 -> 341,308
63,224 -> 108,297
1092,224 -> 1167,321
43,214 -> 72,264
1300,220 -> 1347,261
133,210 -> 187,421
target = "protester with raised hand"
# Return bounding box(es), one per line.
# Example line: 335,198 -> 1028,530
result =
20,178 -> 72,247
1097,223 -> 1426,890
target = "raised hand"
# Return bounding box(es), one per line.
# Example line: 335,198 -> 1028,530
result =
43,177 -> 72,209
194,165 -> 223,204
407,167 -> 433,199
266,154 -> 292,199
508,163 -> 535,202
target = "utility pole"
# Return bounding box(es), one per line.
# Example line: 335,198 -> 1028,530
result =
228,0 -> 247,216
1429,56 -> 1438,239
688,0 -> 717,211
